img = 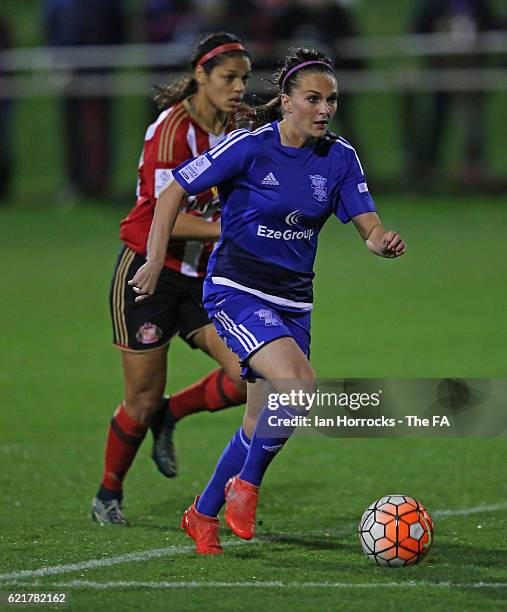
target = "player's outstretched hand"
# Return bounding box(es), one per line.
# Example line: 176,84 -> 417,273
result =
128,261 -> 163,302
379,230 -> 406,258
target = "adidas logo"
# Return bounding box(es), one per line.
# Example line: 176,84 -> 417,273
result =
261,172 -> 279,186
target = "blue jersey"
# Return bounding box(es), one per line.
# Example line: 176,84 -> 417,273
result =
172,121 -> 376,310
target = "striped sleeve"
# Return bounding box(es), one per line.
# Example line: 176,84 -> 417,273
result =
334,137 -> 376,223
146,105 -> 192,198
172,125 -> 273,195
155,105 -> 189,164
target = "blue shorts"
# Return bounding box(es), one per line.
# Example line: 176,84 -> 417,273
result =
203,280 -> 312,380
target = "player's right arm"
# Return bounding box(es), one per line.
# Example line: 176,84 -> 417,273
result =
128,179 -> 187,301
130,129 -> 251,301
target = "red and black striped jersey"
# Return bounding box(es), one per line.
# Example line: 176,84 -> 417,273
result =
120,98 -> 235,277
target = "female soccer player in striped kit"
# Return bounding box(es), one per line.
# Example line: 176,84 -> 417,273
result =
92,33 -> 252,525
130,48 -> 406,551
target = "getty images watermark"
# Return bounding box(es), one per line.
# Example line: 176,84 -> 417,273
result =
267,389 -> 382,411
267,389 -> 450,429
258,379 -> 507,438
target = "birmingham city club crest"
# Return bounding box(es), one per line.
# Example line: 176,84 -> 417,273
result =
254,309 -> 282,326
309,174 -> 327,202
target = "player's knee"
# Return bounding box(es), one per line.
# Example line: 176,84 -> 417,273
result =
222,363 -> 243,387
283,366 -> 316,412
124,388 -> 162,425
290,363 -> 316,390
216,350 -> 243,386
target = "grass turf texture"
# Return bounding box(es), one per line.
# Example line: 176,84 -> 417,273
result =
1,196 -> 506,610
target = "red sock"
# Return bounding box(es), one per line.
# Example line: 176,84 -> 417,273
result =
169,368 -> 246,420
101,404 -> 148,492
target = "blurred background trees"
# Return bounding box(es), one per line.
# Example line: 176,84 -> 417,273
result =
1,0 -> 506,203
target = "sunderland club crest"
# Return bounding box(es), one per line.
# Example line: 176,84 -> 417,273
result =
309,174 -> 327,202
136,322 -> 163,345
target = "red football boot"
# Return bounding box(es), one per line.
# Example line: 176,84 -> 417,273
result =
181,496 -> 223,554
224,476 -> 259,540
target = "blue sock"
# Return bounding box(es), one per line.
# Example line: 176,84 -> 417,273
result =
196,427 -> 250,517
239,402 -> 299,487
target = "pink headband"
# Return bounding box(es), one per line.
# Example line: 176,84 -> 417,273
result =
281,60 -> 332,91
196,42 -> 246,67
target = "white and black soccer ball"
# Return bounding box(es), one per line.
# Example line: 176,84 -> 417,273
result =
359,495 -> 434,567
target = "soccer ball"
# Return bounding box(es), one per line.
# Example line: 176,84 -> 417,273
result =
359,495 -> 434,567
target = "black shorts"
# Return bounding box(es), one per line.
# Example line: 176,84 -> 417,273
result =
109,245 -> 212,352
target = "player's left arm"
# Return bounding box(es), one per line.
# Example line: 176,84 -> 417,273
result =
352,212 -> 406,258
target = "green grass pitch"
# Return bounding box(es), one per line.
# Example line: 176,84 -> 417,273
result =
1,196 -> 506,611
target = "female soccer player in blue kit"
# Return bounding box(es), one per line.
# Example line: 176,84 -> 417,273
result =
130,48 -> 406,553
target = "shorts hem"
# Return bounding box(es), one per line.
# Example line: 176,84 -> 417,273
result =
113,335 -> 175,353
183,322 -> 215,347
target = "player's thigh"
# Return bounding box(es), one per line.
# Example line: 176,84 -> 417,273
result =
121,346 -> 168,422
191,323 -> 243,384
249,336 -> 315,394
250,339 -> 315,414
204,285 -> 313,383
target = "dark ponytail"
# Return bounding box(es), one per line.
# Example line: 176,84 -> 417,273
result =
153,32 -> 250,109
244,48 -> 334,125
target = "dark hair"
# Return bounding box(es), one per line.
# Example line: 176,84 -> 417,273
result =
246,48 -> 334,125
153,32 -> 250,109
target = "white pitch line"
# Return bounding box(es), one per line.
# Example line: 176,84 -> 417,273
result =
0,501 -> 505,584
3,580 -> 507,590
432,502 -> 507,518
0,541 -> 246,582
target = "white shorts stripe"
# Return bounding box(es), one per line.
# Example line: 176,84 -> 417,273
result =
215,310 -> 265,356
215,312 -> 255,353
215,313 -> 252,353
211,276 -> 313,311
220,312 -> 261,352
219,311 -> 261,352
238,324 -> 259,347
